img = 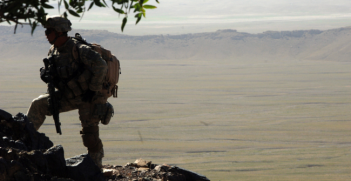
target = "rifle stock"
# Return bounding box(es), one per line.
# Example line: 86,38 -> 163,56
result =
43,57 -> 62,135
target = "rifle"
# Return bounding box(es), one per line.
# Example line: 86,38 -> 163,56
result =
43,56 -> 62,135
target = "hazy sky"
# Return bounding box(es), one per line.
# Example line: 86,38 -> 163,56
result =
45,0 -> 351,35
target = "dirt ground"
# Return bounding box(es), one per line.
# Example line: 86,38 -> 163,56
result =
1,58 -> 351,180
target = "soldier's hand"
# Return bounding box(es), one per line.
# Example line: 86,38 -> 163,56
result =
82,89 -> 96,103
40,67 -> 49,83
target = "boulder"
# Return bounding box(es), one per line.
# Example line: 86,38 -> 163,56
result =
134,158 -> 151,168
44,145 -> 67,178
172,166 -> 210,181
66,153 -> 105,181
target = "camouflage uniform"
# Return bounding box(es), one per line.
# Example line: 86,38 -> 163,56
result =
27,16 -> 108,168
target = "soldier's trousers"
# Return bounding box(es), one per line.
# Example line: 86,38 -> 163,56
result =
26,91 -> 107,155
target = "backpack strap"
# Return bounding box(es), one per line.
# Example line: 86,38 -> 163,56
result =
48,45 -> 55,56
72,43 -> 80,61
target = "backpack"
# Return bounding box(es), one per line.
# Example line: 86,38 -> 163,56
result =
72,33 -> 121,98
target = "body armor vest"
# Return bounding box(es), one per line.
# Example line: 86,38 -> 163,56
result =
49,38 -> 92,99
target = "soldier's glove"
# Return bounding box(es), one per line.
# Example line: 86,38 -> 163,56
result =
40,67 -> 49,83
82,89 -> 96,103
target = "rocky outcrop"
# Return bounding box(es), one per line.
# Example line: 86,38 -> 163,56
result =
0,109 -> 210,181
101,158 -> 210,181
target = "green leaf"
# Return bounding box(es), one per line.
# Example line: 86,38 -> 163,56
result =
133,3 -> 141,11
156,0 -> 159,3
42,3 -> 54,9
64,0 -> 69,9
102,0 -> 109,7
31,22 -> 37,35
42,13 -> 48,22
68,9 -> 80,17
121,17 -> 127,32
88,1 -> 94,10
94,0 -> 105,7
77,1 -> 85,6
136,17 -> 141,25
63,12 -> 68,18
133,3 -> 140,8
134,13 -> 142,18
143,5 -> 156,9
69,0 -> 74,7
134,13 -> 142,24
139,0 -> 144,6
39,7 -> 45,14
143,0 -> 149,4
113,6 -> 125,14
142,8 -> 146,17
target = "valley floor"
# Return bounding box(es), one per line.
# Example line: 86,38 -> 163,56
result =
1,58 -> 351,181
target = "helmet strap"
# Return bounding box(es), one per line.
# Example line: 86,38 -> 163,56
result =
50,32 -> 66,45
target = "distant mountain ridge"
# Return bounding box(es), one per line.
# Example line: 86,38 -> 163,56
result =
1,25 -> 351,61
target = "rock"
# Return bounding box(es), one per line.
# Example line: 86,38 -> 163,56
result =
1,148 -> 18,163
0,157 -> 8,180
125,162 -> 138,167
103,169 -> 114,177
7,160 -> 23,178
0,109 -> 13,121
26,150 -> 49,173
154,165 -> 170,172
138,167 -> 150,172
66,153 -> 105,181
14,140 -> 27,151
162,171 -> 186,181
13,170 -> 28,181
14,113 -> 53,150
44,145 -> 67,178
0,111 -> 53,152
134,158 -> 151,168
174,166 -> 210,181
51,178 -> 75,181
2,137 -> 9,142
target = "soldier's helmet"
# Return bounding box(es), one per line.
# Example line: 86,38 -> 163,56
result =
43,15 -> 72,32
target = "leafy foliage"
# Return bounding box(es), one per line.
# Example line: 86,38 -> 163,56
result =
0,0 -> 160,34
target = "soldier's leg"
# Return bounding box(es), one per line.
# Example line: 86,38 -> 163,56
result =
78,95 -> 107,168
81,124 -> 104,168
27,92 -> 77,130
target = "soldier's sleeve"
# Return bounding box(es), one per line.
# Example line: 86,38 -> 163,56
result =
77,44 -> 107,91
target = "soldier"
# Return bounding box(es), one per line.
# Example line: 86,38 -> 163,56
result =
27,15 -> 108,168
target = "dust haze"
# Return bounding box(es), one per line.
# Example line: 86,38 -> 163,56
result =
1,25 -> 351,180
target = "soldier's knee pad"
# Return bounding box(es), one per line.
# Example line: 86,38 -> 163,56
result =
81,126 -> 102,152
30,94 -> 49,110
31,97 -> 43,107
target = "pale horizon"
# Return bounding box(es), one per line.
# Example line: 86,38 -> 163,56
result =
2,0 -> 351,35
42,0 -> 351,35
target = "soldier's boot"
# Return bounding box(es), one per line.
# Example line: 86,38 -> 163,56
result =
89,147 -> 104,169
